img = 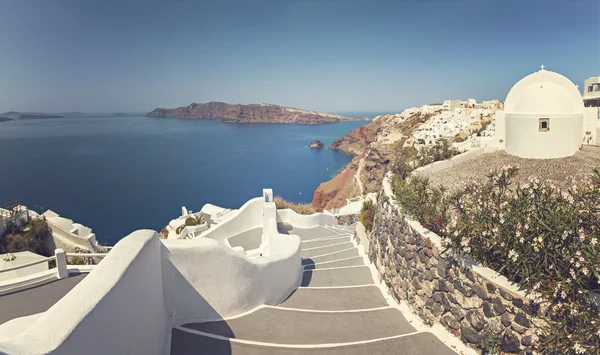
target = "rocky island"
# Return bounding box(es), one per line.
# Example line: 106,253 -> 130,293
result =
308,140 -> 325,149
0,111 -> 82,120
147,102 -> 359,124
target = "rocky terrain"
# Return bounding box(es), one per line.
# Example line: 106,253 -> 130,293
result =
308,140 -> 325,149
147,102 -> 358,124
312,112 -> 434,211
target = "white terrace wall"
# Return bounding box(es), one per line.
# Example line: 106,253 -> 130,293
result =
200,197 -> 263,243
359,173 -> 548,354
45,218 -> 98,253
411,146 -> 499,178
276,208 -> 338,228
0,230 -> 169,355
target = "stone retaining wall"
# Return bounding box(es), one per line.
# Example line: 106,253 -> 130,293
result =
359,179 -> 548,354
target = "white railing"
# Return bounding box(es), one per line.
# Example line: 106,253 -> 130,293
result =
0,248 -> 110,292
0,256 -> 55,273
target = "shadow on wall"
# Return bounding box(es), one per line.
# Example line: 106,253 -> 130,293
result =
160,242 -> 235,355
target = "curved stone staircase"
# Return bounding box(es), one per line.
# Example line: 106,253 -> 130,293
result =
170,225 -> 456,354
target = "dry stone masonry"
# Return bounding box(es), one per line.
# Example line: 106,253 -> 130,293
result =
359,192 -> 549,354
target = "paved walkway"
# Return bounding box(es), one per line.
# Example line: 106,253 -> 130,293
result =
171,225 -> 456,355
0,274 -> 86,325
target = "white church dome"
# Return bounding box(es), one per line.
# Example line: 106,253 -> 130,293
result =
504,69 -> 583,114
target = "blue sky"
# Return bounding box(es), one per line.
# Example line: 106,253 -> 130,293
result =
0,0 -> 598,114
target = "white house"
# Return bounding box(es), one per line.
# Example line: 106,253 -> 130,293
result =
583,76 -> 600,107
442,99 -> 461,112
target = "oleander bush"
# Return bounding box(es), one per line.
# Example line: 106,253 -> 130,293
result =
273,196 -> 316,215
392,175 -> 449,235
442,166 -> 600,354
359,200 -> 376,232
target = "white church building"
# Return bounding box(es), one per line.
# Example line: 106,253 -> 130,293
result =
492,65 -> 600,159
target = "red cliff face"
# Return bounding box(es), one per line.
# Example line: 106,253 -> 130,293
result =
312,159 -> 361,211
147,102 -> 357,124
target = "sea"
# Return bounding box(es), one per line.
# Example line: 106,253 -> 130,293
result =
0,115 -> 370,245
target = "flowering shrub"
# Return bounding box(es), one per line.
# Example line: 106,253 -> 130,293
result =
393,175 -> 449,235
442,166 -> 600,354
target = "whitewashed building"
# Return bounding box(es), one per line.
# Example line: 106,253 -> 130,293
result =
494,66 -> 599,158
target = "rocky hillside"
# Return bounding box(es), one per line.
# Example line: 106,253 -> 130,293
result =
147,102 -> 358,124
312,112 -> 435,211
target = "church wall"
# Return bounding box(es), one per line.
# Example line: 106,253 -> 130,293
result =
583,107 -> 600,145
494,111 -> 506,150
505,113 -> 582,159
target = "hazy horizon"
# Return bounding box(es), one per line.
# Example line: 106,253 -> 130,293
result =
0,0 -> 598,114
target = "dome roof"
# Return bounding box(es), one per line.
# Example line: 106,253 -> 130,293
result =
504,69 -> 583,114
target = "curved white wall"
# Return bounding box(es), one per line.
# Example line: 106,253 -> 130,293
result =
276,209 -> 338,228
505,113 -> 583,159
200,197 -> 263,243
0,230 -> 169,355
162,229 -> 301,325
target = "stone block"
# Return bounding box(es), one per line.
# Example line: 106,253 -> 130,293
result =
521,334 -> 533,346
511,297 -> 524,309
450,306 -> 466,320
492,297 -> 506,314
482,301 -> 498,318
501,329 -> 521,353
501,312 -> 513,327
472,283 -> 490,300
454,279 -> 474,297
499,287 -> 513,301
441,312 -> 460,330
514,311 -> 531,328
486,318 -> 504,335
460,319 -> 481,344
486,282 -> 497,294
511,321 -> 528,335
465,309 -> 486,332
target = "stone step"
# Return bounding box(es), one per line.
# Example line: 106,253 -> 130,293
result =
301,236 -> 352,248
303,257 -> 364,270
179,307 -> 416,345
302,248 -> 360,265
576,149 -> 600,159
301,242 -> 356,258
301,266 -> 374,287
290,226 -> 344,241
170,330 -> 456,355
581,144 -> 600,153
279,285 -> 387,311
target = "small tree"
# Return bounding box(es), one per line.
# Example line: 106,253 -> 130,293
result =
360,200 -> 376,232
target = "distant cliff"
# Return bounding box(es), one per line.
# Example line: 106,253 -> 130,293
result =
146,102 -> 358,124
0,111 -> 82,120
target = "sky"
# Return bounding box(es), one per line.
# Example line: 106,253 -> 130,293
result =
0,0 -> 598,114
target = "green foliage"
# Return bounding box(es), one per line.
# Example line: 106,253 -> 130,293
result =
480,332 -> 500,354
415,139 -> 459,167
1,219 -> 51,256
359,200 -> 376,232
442,167 -> 600,354
391,159 -> 415,181
185,217 -> 198,227
392,176 -> 448,235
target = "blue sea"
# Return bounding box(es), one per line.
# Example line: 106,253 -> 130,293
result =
0,116 -> 369,245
